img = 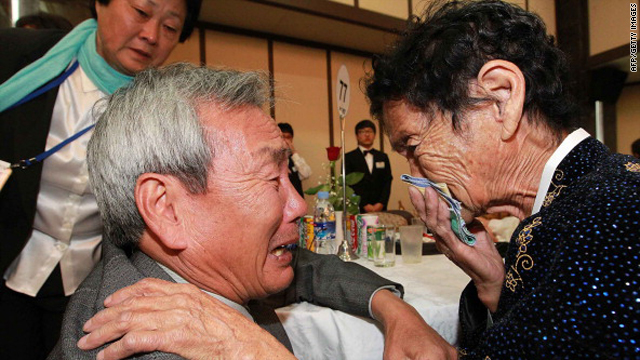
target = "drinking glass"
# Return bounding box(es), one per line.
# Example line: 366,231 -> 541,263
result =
399,225 -> 423,264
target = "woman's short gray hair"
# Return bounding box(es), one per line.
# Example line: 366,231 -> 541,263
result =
88,63 -> 270,248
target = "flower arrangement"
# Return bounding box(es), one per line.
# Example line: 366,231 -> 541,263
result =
305,146 -> 363,215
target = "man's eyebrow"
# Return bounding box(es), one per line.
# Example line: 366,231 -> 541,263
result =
256,146 -> 289,166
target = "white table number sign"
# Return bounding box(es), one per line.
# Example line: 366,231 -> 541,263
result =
336,65 -> 351,118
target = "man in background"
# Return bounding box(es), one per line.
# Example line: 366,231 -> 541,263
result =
345,119 -> 392,213
277,122 -> 312,198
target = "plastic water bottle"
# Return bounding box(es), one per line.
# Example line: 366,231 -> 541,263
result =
313,191 -> 336,254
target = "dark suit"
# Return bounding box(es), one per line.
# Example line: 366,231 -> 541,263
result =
49,240 -> 403,359
345,148 -> 392,212
0,28 -> 70,360
0,28 -> 67,277
458,137 -> 640,359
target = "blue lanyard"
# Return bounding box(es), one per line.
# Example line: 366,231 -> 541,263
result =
6,61 -> 80,111
8,61 -> 95,170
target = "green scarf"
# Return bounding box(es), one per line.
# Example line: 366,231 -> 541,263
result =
0,19 -> 133,113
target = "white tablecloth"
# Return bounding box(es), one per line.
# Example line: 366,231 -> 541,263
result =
275,254 -> 471,360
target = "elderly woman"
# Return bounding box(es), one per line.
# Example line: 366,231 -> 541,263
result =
0,0 -> 200,358
366,0 -> 639,359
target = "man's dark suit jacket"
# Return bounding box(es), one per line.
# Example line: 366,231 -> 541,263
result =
48,240 -> 403,359
345,148 -> 392,212
0,28 -> 67,274
458,137 -> 640,359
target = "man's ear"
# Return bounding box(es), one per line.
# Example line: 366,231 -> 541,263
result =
476,60 -> 526,141
135,173 -> 188,250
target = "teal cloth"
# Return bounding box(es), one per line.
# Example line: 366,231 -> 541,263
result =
0,19 -> 133,113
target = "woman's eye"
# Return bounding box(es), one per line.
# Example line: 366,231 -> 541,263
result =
135,8 -> 149,17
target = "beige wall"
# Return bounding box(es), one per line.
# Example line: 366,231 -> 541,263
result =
272,43 -> 331,214
359,0 -> 408,19
616,85 -> 640,156
589,0 -> 634,55
164,28 -> 201,65
529,0 -> 556,38
412,0 -> 556,37
205,31 -> 269,71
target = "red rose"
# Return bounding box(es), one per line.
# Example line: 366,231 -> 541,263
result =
326,146 -> 341,161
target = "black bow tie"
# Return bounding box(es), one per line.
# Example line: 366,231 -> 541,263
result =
363,150 -> 372,157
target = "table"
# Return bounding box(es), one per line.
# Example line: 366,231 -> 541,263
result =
275,254 -> 471,360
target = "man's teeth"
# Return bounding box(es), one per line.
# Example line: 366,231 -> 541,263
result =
271,244 -> 297,256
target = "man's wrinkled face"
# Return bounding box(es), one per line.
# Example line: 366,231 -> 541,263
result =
383,100 -> 499,218
95,0 -> 186,76
356,127 -> 376,148
184,104 -> 307,304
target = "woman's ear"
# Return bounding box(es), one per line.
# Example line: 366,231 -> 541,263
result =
476,60 -> 526,141
135,173 -> 188,250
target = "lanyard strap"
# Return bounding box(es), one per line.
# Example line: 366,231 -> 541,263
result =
6,61 -> 80,112
11,124 -> 95,169
8,61 -> 94,170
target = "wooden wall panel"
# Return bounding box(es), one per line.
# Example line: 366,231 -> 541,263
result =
589,0 -> 633,56
164,28 -> 201,65
204,30 -> 269,71
616,85 -> 640,156
272,42 -> 330,214
359,0 -> 409,19
529,0 -> 556,37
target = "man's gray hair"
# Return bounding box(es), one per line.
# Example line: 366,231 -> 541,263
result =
88,63 -> 270,248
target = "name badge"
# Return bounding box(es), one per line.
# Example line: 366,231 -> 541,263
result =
0,160 -> 12,192
375,161 -> 385,169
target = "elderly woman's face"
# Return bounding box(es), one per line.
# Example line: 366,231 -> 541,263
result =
95,0 -> 186,76
383,100 -> 502,217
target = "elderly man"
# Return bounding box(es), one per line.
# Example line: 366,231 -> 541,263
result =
50,63 -> 438,359
0,1 -> 201,358
365,0 -> 640,359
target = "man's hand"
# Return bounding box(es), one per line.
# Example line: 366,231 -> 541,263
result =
408,187 -> 505,312
372,203 -> 384,212
283,137 -> 296,154
372,290 -> 458,360
77,278 -> 296,360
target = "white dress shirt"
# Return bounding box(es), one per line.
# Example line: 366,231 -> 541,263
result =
4,64 -> 105,297
358,145 -> 374,173
290,153 -> 312,180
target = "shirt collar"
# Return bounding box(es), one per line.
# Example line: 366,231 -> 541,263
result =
531,128 -> 590,215
79,63 -> 102,95
359,145 -> 373,153
156,262 -> 254,321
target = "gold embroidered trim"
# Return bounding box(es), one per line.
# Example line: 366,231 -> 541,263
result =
625,162 -> 640,172
505,217 -> 542,292
542,170 -> 567,208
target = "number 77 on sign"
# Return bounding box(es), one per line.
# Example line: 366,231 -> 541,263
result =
336,65 -> 350,119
